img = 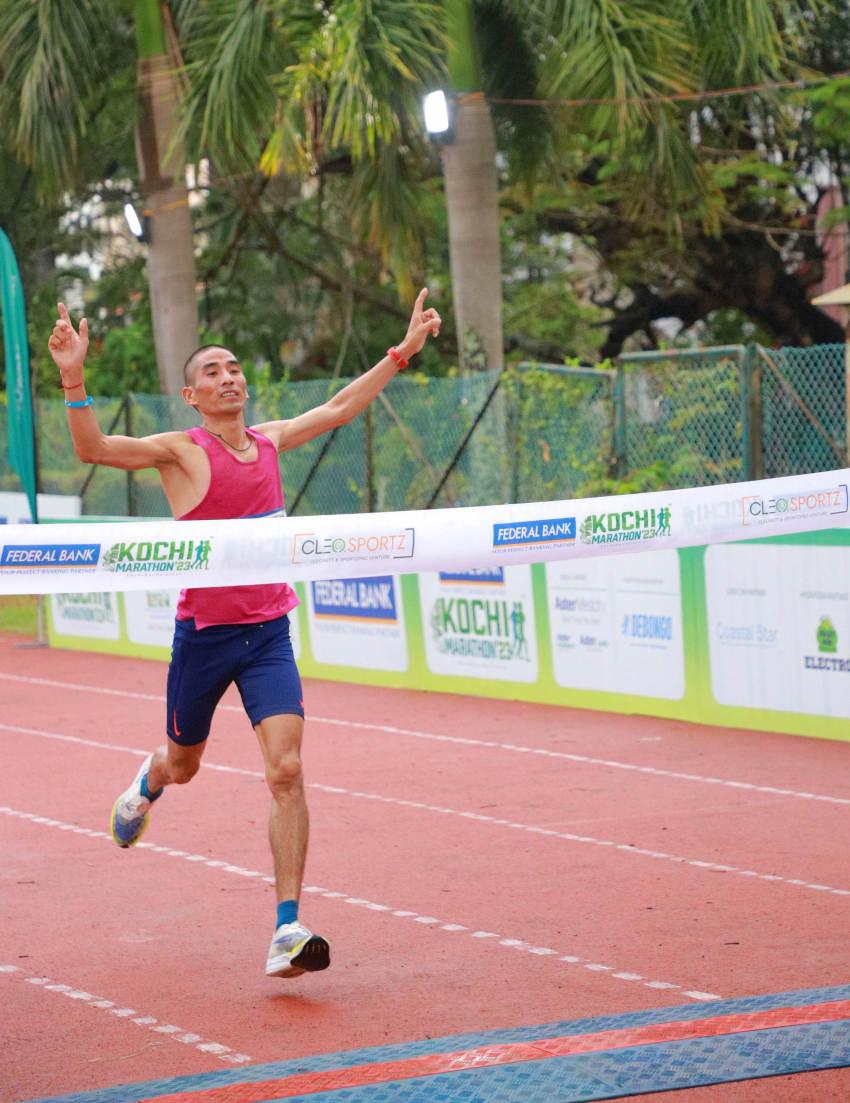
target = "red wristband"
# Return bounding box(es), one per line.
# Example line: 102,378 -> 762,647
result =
387,347 -> 409,370
58,376 -> 85,390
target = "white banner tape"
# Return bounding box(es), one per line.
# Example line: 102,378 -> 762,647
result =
0,469 -> 847,596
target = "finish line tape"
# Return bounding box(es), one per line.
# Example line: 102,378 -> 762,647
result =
0,469 -> 847,596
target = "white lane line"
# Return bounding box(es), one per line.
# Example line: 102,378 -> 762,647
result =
3,723 -> 846,900
0,804 -> 719,1002
0,963 -> 250,1064
1,673 -> 847,807
309,783 -> 850,900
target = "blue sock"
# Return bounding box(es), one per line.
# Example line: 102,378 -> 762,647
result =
140,773 -> 163,802
276,899 -> 298,928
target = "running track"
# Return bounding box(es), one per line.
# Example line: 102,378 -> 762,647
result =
1,633 -> 850,1101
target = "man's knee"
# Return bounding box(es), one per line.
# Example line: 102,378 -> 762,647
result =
266,752 -> 303,799
168,754 -> 201,785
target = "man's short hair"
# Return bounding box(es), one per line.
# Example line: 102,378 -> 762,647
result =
183,344 -> 229,386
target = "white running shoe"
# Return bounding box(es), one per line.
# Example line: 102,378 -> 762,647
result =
266,921 -> 331,978
110,753 -> 157,848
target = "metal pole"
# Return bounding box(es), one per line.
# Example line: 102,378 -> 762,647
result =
613,361 -> 626,478
14,387 -> 48,649
509,378 -> 522,504
425,370 -> 504,509
845,322 -> 850,464
364,404 -> 375,512
748,346 -> 764,481
289,427 -> 340,515
741,347 -> 751,482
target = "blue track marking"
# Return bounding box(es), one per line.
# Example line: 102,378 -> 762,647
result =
25,983 -> 850,1103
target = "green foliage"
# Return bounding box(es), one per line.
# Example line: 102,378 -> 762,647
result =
0,0 -> 129,197
0,595 -> 38,637
0,0 -> 844,417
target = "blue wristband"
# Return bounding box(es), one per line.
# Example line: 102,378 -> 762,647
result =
65,396 -> 93,408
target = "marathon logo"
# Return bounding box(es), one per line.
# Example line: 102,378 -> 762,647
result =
492,517 -> 575,548
0,543 -> 100,569
312,576 -> 398,623
439,568 -> 504,584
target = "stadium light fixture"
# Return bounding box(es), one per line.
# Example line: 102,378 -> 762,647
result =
124,202 -> 144,238
423,91 -> 450,135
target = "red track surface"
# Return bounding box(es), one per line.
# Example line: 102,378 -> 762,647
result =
2,632 -> 850,1102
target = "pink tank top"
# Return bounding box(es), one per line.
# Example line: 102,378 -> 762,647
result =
176,426 -> 299,629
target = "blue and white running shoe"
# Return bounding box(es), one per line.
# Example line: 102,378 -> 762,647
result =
110,753 -> 156,848
266,921 -> 330,978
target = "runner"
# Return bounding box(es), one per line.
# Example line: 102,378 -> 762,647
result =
48,292 -> 441,979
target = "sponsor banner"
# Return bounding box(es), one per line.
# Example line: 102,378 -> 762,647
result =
419,564 -> 538,683
1,543 -> 99,569
0,491 -> 81,525
117,588 -> 301,656
2,469 -> 849,595
545,550 -> 685,700
579,507 -> 670,546
124,589 -> 182,648
49,592 -> 120,640
742,485 -> 848,529
705,543 -> 850,718
103,537 -> 210,576
305,574 -> 407,672
492,517 -> 575,550
293,528 -> 414,566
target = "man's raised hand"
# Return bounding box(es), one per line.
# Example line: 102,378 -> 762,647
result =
398,288 -> 441,360
48,302 -> 89,385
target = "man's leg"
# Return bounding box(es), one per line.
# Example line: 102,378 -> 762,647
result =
111,619 -> 231,849
255,712 -> 329,978
146,737 -> 207,793
254,713 -> 308,904
110,738 -> 208,849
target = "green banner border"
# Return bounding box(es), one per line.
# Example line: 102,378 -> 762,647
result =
46,529 -> 850,742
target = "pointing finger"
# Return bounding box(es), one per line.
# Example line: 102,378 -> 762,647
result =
57,302 -> 70,322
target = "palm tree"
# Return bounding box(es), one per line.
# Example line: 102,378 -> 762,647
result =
0,0 -> 198,395
441,0 -> 503,372
177,0 -> 813,374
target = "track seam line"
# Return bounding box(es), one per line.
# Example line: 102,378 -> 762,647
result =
0,804 -> 720,1002
1,672 -> 847,807
0,964 -> 251,1063
3,722 -> 848,900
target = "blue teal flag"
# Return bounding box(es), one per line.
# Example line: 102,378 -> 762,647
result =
0,228 -> 38,523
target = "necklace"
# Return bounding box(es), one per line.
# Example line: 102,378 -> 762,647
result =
204,428 -> 253,452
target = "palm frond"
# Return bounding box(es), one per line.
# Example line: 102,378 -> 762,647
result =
687,0 -> 812,89
0,0 -> 122,195
474,0 -> 553,187
177,0 -> 310,170
317,0 -> 445,162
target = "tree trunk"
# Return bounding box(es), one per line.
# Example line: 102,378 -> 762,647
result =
441,93 -> 504,372
134,1 -> 198,396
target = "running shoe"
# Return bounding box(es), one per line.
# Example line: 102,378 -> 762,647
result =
266,921 -> 331,978
110,753 -> 156,848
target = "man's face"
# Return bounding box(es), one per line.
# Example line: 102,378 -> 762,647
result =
183,348 -> 248,415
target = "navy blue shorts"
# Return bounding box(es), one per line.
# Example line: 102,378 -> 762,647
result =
166,614 -> 304,747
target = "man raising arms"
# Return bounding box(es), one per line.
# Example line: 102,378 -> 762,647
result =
48,292 -> 440,979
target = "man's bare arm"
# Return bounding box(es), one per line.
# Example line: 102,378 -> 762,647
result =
255,289 -> 441,453
49,302 -> 184,470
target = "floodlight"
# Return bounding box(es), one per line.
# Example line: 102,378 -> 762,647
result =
423,91 -> 450,135
124,202 -> 144,238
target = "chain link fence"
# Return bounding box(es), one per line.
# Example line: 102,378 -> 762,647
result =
1,344 -> 846,517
